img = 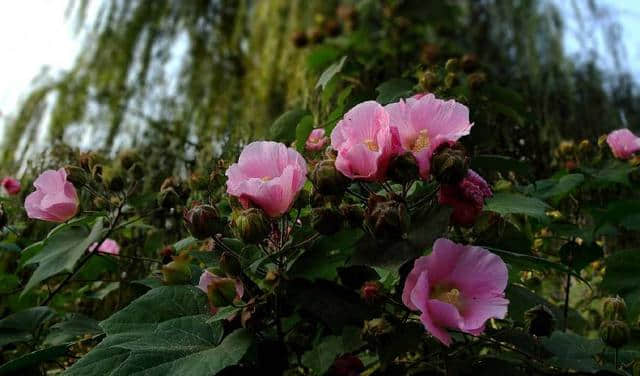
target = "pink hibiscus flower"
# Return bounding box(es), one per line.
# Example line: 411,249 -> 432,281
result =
24,168 -> 79,223
606,128 -> 640,159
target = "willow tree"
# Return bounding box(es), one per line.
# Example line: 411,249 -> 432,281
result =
2,0 -> 638,173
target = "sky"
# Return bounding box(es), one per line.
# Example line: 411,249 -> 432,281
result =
0,1 -> 638,133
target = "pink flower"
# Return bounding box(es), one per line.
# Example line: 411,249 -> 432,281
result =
24,168 -> 79,223
385,94 -> 472,179
305,128 -> 328,151
402,238 -> 509,346
1,177 -> 21,195
438,169 -> 492,227
606,128 -> 640,159
226,141 -> 307,218
331,101 -> 401,181
198,270 -> 244,314
89,238 -> 120,255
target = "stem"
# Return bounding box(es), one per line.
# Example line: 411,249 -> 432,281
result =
563,272 -> 571,332
99,252 -> 162,264
615,348 -> 619,369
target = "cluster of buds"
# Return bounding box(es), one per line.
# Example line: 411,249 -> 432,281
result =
364,194 -> 410,241
599,296 -> 630,349
157,176 -> 190,209
419,52 -> 487,93
291,7 -> 349,49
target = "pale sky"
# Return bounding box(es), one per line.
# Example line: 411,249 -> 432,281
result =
0,0 -> 638,136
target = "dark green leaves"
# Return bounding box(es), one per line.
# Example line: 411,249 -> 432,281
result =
316,56 -> 347,90
0,344 -> 69,375
295,115 -> 314,152
22,218 -> 106,295
0,306 -> 55,346
269,108 -> 310,144
542,331 -> 602,372
484,193 -> 550,220
64,286 -> 252,376
375,78 -> 414,105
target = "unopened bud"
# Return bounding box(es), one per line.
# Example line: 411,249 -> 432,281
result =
524,304 -> 555,337
93,196 -> 107,209
360,280 -> 383,303
600,320 -> 630,348
188,172 -> 209,191
291,30 -> 308,48
387,153 -> 419,183
91,164 -> 103,182
340,203 -> 364,228
157,187 -> 180,209
603,296 -> 627,321
311,206 -> 343,235
233,208 -> 270,244
558,140 -> 575,156
362,318 -> 393,343
420,70 -> 439,91
329,355 -> 365,376
445,58 -> 459,72
431,144 -> 469,184
460,53 -> 478,73
265,269 -> 279,285
467,72 -> 487,91
312,159 -> 350,196
161,253 -> 192,285
183,204 -> 223,240
78,151 -> 99,172
102,166 -> 125,191
420,43 -> 440,64
598,134 -> 608,149
117,149 -> 139,170
578,139 -> 591,153
64,165 -> 87,186
220,251 -> 242,277
364,195 -> 410,241
444,72 -> 458,88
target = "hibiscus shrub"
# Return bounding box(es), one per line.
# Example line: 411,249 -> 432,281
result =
2,74 -> 640,375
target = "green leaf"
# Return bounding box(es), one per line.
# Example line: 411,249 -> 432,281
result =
289,229 -> 363,280
375,78 -> 414,105
206,306 -> 241,324
295,116 -> 315,152
173,236 -> 197,252
505,285 -> 586,331
0,306 -> 55,346
307,45 -> 341,72
484,193 -> 550,220
558,241 -> 603,272
601,249 -> 640,293
87,281 -> 121,300
22,219 -> 106,296
542,331 -> 602,372
582,160 -> 636,186
0,344 -> 69,375
316,56 -> 347,90
44,314 -> 103,346
269,108 -> 310,143
470,155 -> 532,177
525,174 -> 584,200
64,286 -> 252,376
302,327 -> 363,374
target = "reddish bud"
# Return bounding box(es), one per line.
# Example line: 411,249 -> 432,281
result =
360,280 -> 383,303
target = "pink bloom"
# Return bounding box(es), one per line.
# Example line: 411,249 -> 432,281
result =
305,128 -> 328,151
385,94 -> 472,179
331,101 -> 401,181
438,169 -> 492,227
226,141 -> 307,218
24,168 -> 79,223
89,238 -> 120,255
402,238 -> 509,346
1,177 -> 21,195
606,128 -> 640,159
198,270 -> 244,314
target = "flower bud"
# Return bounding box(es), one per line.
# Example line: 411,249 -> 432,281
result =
364,195 -> 410,241
291,30 -> 308,48
220,251 -> 242,277
578,139 -> 591,153
558,140 -> 575,156
600,320 -> 630,348
460,53 -> 478,73
524,304 -> 555,337
444,72 -> 458,88
207,277 -> 238,307
340,203 -> 364,228
233,208 -> 270,244
387,153 -> 419,183
329,355 -> 365,376
78,151 -> 99,172
183,204 -> 223,240
157,187 -> 180,209
445,58 -> 459,72
117,149 -> 139,170
362,317 -> 393,344
598,134 -> 609,149
102,166 -> 125,191
188,172 -> 209,191
467,72 -> 487,91
360,280 -> 383,304
324,19 -> 341,37
64,165 -> 87,186
420,43 -> 440,64
161,253 -> 192,285
159,245 -> 174,264
91,164 -> 103,182
311,206 -> 343,235
265,269 -> 280,285
129,163 -> 145,180
603,296 -> 627,321
431,144 -> 469,184
0,204 -> 7,228
312,159 -> 350,196
93,196 -> 107,209
419,70 -> 440,91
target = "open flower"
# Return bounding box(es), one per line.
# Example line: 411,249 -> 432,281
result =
438,169 -> 492,227
402,238 -> 509,346
198,270 -> 244,314
24,168 -> 79,223
606,129 -> 640,159
226,141 -> 307,218
331,101 -> 400,181
1,177 -> 21,196
306,128 -> 328,151
385,94 -> 472,179
89,238 -> 120,255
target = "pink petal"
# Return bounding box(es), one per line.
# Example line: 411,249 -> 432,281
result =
409,94 -> 472,141
607,129 -> 640,159
409,271 -> 430,312
461,295 -> 509,333
402,256 -> 430,310
25,190 -> 62,222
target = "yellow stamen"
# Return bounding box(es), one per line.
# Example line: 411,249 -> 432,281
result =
261,176 -> 272,181
411,130 -> 430,153
432,286 -> 462,309
363,139 -> 379,152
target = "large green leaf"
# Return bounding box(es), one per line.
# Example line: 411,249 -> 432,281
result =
269,108 -> 311,143
0,344 -> 69,375
302,327 -> 363,375
542,331 -> 602,372
295,116 -> 315,152
22,219 -> 106,295
484,193 -> 550,220
525,174 -> 584,200
64,286 -> 252,376
44,314 -> 103,346
0,306 -> 55,346
316,56 -> 347,90
375,78 -> 414,105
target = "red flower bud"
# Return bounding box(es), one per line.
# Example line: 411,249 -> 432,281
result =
360,280 -> 383,303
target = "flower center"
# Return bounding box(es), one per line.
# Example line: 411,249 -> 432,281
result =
261,176 -> 272,182
432,285 -> 462,309
411,130 -> 430,153
363,139 -> 379,152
